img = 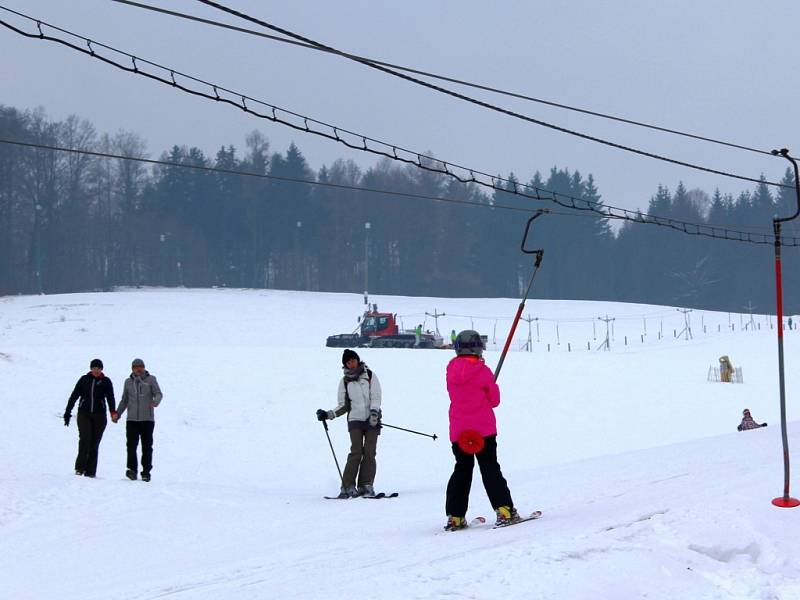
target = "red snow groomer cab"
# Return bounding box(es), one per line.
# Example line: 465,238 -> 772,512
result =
326,304 -> 444,349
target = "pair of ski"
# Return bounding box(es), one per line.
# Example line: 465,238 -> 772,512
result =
324,492 -> 399,500
457,510 -> 542,530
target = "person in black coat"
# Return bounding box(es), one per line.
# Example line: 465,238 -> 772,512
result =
64,359 -> 117,477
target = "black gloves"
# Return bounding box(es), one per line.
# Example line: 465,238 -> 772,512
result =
316,409 -> 329,421
369,409 -> 381,427
64,414 -> 71,427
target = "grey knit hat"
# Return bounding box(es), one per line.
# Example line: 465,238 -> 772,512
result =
131,358 -> 145,368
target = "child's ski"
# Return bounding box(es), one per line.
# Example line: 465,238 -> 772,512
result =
493,510 -> 542,528
462,511 -> 542,529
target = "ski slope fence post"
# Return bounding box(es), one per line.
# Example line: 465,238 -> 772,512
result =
770,148 -> 800,509
494,209 -> 547,382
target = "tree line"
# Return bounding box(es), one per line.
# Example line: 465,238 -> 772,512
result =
1,104 -> 798,313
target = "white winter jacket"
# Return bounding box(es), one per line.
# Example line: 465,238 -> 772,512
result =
333,366 -> 382,423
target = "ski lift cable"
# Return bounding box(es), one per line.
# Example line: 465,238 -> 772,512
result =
3,136 -> 738,236
0,7 -> 795,247
0,138 -> 591,217
109,0 -> 772,158
194,0 -> 786,183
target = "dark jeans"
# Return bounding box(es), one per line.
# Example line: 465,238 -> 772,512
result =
126,421 -> 155,474
446,434 -> 513,518
75,412 -> 107,476
342,428 -> 379,488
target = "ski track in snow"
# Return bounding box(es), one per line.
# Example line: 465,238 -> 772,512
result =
0,288 -> 799,599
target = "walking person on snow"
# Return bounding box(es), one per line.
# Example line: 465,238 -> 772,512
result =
115,358 -> 162,482
64,358 -> 117,478
444,330 -> 518,530
316,349 -> 382,498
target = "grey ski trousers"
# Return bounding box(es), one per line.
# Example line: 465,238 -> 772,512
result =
342,428 -> 378,488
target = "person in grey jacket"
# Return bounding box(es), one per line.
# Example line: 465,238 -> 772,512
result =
316,349 -> 382,498
114,358 -> 162,482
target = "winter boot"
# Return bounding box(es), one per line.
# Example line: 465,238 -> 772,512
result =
494,506 -> 520,527
125,469 -> 137,481
444,515 -> 468,532
141,472 -> 151,482
357,484 -> 376,497
75,470 -> 84,476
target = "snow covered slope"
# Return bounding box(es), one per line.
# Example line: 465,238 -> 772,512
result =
0,288 -> 798,599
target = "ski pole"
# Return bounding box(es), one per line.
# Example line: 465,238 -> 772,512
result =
320,420 -> 343,483
495,209 -> 548,382
381,422 -> 438,440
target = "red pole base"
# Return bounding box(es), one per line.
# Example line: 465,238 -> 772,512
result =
772,496 -> 800,508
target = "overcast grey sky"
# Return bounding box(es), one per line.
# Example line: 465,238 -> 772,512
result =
2,0 -> 799,213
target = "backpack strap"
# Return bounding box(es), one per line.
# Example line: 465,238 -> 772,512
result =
342,376 -> 352,414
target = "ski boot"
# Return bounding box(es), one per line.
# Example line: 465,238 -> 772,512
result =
357,484 -> 375,498
444,515 -> 468,532
335,485 -> 359,499
494,506 -> 521,527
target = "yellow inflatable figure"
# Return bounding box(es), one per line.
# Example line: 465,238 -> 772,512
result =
719,355 -> 734,383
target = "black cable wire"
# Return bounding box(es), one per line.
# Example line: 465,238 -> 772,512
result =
0,137 -> 554,216
109,0 -> 772,157
0,10 -> 792,246
194,0 -> 786,188
2,137 -> 793,246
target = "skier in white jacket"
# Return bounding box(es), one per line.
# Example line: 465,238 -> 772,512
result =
317,349 -> 382,498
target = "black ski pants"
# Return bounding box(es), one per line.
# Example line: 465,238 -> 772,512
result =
126,420 -> 155,475
446,434 -> 514,518
75,412 -> 107,476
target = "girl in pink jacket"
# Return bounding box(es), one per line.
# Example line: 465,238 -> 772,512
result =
444,330 -> 518,531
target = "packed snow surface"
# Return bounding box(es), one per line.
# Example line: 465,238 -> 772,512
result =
1,288 -> 798,599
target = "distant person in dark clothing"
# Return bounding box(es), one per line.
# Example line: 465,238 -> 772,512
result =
64,358 -> 117,477
738,409 -> 767,431
116,358 -> 163,482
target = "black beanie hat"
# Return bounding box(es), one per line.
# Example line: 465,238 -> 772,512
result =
90,358 -> 103,370
342,349 -> 360,365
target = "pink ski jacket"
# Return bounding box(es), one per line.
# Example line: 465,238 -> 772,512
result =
446,355 -> 500,442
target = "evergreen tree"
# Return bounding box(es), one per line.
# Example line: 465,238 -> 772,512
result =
4,103 -> 800,314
